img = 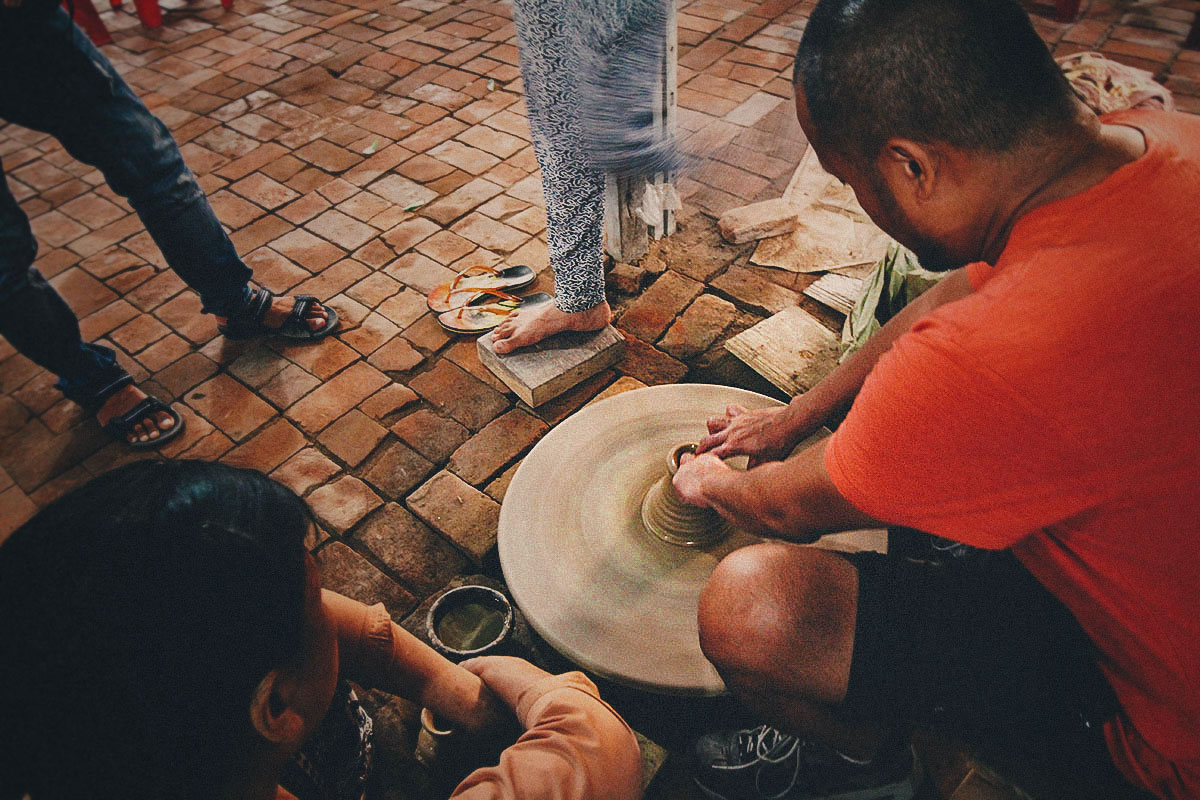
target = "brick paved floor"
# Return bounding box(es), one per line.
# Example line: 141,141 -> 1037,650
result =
1,0 -> 1197,796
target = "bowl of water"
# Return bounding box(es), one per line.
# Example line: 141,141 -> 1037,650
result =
426,585 -> 514,659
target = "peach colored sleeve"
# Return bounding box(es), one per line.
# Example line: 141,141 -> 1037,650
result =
450,672 -> 642,800
321,591 -> 395,688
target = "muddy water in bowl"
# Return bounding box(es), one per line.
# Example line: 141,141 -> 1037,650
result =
427,586 -> 514,659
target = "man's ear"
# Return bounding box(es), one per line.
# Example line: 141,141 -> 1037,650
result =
249,669 -> 307,745
878,138 -> 939,202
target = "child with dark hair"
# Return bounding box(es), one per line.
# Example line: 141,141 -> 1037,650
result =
0,461 -> 641,800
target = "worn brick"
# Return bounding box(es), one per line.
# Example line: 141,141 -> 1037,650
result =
156,352 -> 220,397
221,418 -> 307,472
286,361 -> 389,433
185,374 -> 276,441
270,447 -> 341,496
448,409 -> 547,486
319,409 -> 388,466
316,539 -> 415,619
409,360 -> 509,430
389,408 -> 470,462
309,476 -> 383,535
406,470 -> 499,566
360,383 -> 419,420
659,293 -> 739,360
618,271 -> 704,343
712,265 -> 801,315
615,332 -> 689,385
355,503 -> 467,596
360,437 -> 436,499
271,337 -> 359,379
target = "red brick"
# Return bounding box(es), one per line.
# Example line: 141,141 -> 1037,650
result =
712,265 -> 801,315
316,539 -> 414,618
221,418 -> 307,472
408,360 -> 509,430
395,153 -> 456,183
185,373 -> 276,441
110,313 -> 171,353
389,408 -> 469,462
155,292 -> 219,345
318,409 -> 388,466
258,363 -> 321,409
135,333 -> 193,372
308,476 -> 383,534
50,268 -> 117,318
155,352 -> 220,397
0,486 -> 37,542
615,333 -> 689,385
659,293 -> 739,359
618,271 -> 704,342
415,229 -> 476,265
355,503 -> 467,595
384,252 -> 456,294
270,447 -> 341,496
427,140 -> 500,175
270,229 -> 346,271
360,383 -> 419,421
448,409 -> 547,485
232,172 -> 300,209
306,209 -> 377,250
421,177 -> 503,225
449,212 -> 527,252
406,471 -> 499,565
285,361 -> 389,433
383,217 -> 442,252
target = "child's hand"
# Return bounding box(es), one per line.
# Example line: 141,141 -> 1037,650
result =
459,656 -> 551,712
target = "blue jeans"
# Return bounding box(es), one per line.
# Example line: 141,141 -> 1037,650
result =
0,9 -> 252,408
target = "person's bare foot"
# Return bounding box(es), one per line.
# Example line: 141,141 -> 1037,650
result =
215,295 -> 330,333
490,300 -> 612,354
95,384 -> 176,445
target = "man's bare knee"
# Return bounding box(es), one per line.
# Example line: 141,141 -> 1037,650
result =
698,543 -> 858,704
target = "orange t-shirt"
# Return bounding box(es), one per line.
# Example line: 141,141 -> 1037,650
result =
825,109 -> 1200,799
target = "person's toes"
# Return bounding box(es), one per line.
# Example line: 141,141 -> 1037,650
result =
155,411 -> 175,432
131,421 -> 148,443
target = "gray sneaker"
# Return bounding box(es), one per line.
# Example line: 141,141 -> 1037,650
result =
691,725 -> 921,800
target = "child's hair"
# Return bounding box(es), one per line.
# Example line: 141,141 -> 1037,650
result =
0,460 -> 312,799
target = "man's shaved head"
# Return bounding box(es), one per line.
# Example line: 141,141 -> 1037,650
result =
795,0 -> 1078,164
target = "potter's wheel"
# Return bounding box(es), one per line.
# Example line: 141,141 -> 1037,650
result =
498,384 -> 782,696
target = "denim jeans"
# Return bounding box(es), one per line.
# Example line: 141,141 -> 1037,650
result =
0,9 -> 252,408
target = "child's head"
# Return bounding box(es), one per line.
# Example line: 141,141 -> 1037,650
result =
0,460 -> 335,798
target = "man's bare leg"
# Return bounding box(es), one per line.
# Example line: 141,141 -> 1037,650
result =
698,541 -> 892,759
490,299 -> 612,354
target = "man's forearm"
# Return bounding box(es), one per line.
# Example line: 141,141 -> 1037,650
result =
785,268 -> 971,430
697,441 -> 884,541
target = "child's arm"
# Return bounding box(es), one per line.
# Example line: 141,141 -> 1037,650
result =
322,589 -> 507,734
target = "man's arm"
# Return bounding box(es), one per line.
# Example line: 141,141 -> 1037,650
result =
698,268 -> 973,462
675,426 -> 885,542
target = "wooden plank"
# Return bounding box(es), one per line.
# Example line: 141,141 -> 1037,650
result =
723,306 -> 840,396
478,326 -> 625,407
803,272 -> 864,315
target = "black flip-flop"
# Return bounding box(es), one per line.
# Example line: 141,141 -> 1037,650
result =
219,287 -> 339,342
102,395 -> 185,450
427,264 -> 537,313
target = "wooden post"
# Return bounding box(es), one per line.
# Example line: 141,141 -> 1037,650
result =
604,0 -> 678,262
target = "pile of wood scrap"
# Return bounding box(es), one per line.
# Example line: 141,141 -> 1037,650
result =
717,148 -> 890,396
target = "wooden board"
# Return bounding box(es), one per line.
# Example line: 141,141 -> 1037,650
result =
478,325 -> 625,407
723,306 -> 841,396
803,271 -> 865,315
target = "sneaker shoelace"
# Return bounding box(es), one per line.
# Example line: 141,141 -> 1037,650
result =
734,726 -> 802,800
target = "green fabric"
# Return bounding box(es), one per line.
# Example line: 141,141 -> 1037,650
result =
840,242 -> 946,361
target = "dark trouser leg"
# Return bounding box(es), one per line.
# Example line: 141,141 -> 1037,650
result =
0,10 -> 251,318
0,155 -> 128,406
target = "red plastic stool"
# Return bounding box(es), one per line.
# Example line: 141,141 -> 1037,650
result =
109,0 -> 233,29
67,0 -> 113,45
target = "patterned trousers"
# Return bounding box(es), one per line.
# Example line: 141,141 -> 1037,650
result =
512,0 -> 608,313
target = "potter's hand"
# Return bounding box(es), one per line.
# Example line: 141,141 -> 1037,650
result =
697,404 -> 813,467
460,656 -> 551,714
673,451 -> 730,507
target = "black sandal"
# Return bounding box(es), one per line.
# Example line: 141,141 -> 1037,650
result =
218,287 -> 339,341
102,395 -> 185,450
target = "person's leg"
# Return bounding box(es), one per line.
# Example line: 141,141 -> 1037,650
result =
0,12 -> 327,333
490,0 -> 611,354
696,540 -> 1155,800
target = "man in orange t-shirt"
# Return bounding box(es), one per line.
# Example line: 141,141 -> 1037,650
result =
671,0 -> 1199,799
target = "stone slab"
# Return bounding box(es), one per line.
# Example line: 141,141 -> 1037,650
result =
476,325 -> 625,408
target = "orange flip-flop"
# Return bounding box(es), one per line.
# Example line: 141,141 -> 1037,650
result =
427,264 -> 537,313
436,290 -> 553,335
